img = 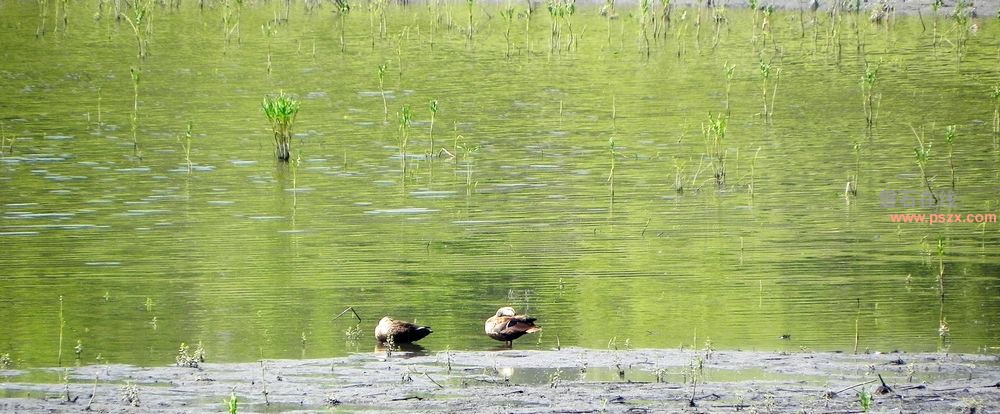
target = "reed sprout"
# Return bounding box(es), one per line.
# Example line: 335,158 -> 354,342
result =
57,295 -> 64,366
547,0 -> 576,52
703,113 -> 728,187
122,0 -> 149,59
759,60 -> 771,120
179,121 -> 193,172
223,0 -> 243,45
262,92 -> 301,162
600,0 -> 616,48
861,60 -> 881,128
130,67 -> 141,158
944,125 -> 956,190
397,105 -> 413,178
377,63 -> 388,122
335,0 -> 350,52
638,0 -> 652,56
724,63 -> 735,115
225,389 -> 238,414
501,4 -> 515,58
990,83 -> 1000,136
911,125 -> 939,205
455,135 -> 479,194
428,100 -> 439,156
262,22 -> 275,76
749,147 -> 761,199
466,0 -> 475,42
0,122 -> 11,156
846,140 -> 860,198
37,0 -> 49,37
524,0 -> 534,52
607,136 -> 616,203
930,0 -> 943,46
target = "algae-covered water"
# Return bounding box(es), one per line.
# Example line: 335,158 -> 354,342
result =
1,0 -> 998,367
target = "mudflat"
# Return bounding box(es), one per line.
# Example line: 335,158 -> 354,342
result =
2,348 -> 998,413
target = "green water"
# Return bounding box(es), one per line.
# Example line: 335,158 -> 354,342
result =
1,1 -> 998,368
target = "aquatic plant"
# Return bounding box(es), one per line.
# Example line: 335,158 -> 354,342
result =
262,21 -> 276,76
262,91 -> 301,162
858,388 -> 872,412
122,0 -> 150,58
637,0 -> 652,55
861,60 -> 881,128
524,0 -> 534,52
96,87 -> 103,130
911,126 -> 939,205
944,125 -> 956,189
121,380 -> 140,407
377,63 -> 388,121
178,122 -> 193,171
685,355 -> 705,406
130,67 -> 141,158
600,0 -> 616,47
846,140 -> 861,198
175,341 -> 206,368
931,0 -> 943,46
57,295 -> 64,366
0,353 -> 11,369
749,147 -> 761,199
501,3 -> 515,58
724,62 -> 735,115
335,0 -> 350,52
990,83 -> 1000,135
74,339 -> 83,359
608,136 -> 616,204
397,105 -> 413,178
36,0 -> 48,37
455,135 -> 479,194
224,389 -> 238,414
703,113 -> 728,187
395,27 -> 409,79
547,0 -> 576,52
428,99 -> 439,156
759,60 -> 771,119
466,0 -> 476,41
223,0 -> 242,45
0,122 -> 11,156
710,3 -> 726,48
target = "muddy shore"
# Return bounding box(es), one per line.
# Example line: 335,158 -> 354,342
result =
2,348 -> 998,413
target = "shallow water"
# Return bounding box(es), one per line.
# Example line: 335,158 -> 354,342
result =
1,1 -> 998,367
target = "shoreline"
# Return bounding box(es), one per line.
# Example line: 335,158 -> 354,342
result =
2,348 -> 998,413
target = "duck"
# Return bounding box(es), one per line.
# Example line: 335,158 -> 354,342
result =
374,316 -> 432,344
485,306 -> 541,347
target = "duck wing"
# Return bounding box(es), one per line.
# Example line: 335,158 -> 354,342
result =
500,315 -> 540,336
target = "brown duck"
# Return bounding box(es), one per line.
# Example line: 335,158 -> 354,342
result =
485,306 -> 541,347
374,316 -> 432,344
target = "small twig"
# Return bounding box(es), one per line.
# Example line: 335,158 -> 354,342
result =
333,306 -> 362,323
84,373 -> 98,411
422,372 -> 444,389
834,378 -> 877,395
391,395 -> 424,401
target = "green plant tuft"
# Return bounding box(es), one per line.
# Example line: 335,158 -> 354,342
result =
262,92 -> 301,161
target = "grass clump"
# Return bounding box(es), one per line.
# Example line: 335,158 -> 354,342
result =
224,389 -> 238,414
862,60 -> 881,128
397,105 -> 413,178
175,341 -> 206,368
911,126 -> 939,205
262,92 -> 301,162
703,113 -> 728,188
